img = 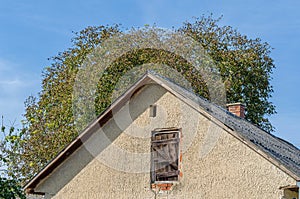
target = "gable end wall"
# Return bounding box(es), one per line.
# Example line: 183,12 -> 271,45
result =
34,85 -> 297,199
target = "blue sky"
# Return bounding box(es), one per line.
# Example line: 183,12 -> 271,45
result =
0,0 -> 299,147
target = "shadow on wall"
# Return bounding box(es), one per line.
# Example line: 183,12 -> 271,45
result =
34,83 -> 167,196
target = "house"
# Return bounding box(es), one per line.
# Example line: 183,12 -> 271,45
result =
24,72 -> 300,199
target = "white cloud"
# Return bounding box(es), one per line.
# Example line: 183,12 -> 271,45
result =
0,58 -> 40,124
0,60 -> 31,93
0,79 -> 23,86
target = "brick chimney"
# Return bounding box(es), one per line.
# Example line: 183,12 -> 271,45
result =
226,102 -> 245,118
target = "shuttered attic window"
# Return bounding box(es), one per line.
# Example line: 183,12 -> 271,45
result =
280,185 -> 299,199
151,128 -> 181,184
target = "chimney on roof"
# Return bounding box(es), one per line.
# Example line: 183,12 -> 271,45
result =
226,102 -> 245,118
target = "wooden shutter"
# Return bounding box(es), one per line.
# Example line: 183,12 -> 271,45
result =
151,128 -> 180,183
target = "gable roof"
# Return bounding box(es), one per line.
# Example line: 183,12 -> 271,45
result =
24,72 -> 300,193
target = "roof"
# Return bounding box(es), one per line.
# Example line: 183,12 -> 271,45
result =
24,72 -> 300,193
155,72 -> 300,179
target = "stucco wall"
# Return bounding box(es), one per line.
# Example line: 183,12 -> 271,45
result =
35,85 -> 297,199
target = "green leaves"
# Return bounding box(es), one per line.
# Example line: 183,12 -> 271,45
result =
0,118 -> 25,199
180,15 -> 275,132
0,177 -> 25,199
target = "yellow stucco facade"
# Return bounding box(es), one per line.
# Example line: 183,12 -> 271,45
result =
32,85 -> 298,199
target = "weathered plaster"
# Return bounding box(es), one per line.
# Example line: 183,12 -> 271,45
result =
34,85 -> 297,199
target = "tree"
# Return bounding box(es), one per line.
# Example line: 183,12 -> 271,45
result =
4,15 -> 276,183
0,118 -> 25,199
0,177 -> 25,199
180,16 -> 275,131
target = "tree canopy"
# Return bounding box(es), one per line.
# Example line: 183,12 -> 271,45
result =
0,120 -> 25,199
2,15 -> 276,183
